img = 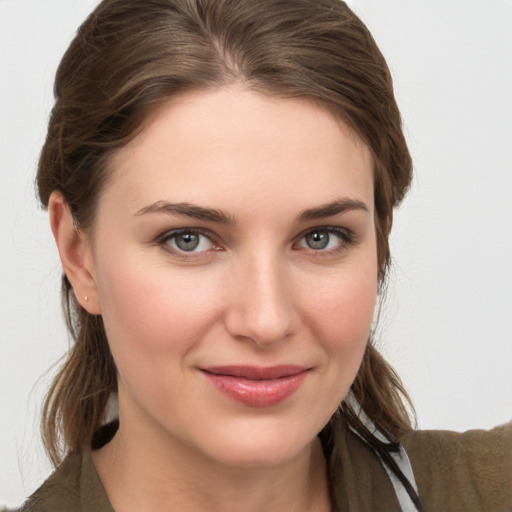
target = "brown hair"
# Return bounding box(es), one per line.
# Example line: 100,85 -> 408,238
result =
38,0 -> 414,467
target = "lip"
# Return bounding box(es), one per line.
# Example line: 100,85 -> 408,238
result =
200,365 -> 309,407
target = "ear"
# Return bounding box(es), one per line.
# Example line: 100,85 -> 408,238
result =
48,191 -> 101,315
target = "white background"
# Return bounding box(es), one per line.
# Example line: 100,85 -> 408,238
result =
1,0 -> 511,506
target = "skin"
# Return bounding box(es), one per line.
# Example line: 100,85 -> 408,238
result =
50,85 -> 378,512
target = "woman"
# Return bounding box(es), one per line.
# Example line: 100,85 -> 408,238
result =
18,0 -> 511,511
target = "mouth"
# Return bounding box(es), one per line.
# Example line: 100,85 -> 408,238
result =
199,365 -> 310,407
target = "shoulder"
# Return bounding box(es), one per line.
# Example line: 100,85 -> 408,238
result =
326,420 -> 403,511
20,447 -> 113,512
20,451 -> 83,512
403,423 -> 512,511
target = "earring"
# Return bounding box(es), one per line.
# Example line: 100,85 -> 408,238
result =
84,296 -> 89,302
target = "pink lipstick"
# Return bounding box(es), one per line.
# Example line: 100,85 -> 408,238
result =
200,365 -> 309,407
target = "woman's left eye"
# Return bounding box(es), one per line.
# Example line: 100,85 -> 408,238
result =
296,228 -> 353,252
158,229 -> 215,254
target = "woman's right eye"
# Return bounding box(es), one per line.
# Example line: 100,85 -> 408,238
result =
158,229 -> 216,254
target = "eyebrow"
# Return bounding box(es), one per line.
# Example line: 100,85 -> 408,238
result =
135,198 -> 369,224
298,198 -> 369,221
135,201 -> 235,224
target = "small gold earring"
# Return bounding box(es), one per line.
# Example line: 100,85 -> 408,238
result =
84,296 -> 89,302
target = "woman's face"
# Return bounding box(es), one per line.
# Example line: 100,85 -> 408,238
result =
87,86 -> 378,467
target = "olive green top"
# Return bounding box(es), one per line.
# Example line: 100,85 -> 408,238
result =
21,423 -> 511,512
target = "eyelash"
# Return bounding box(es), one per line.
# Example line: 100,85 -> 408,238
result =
156,228 -> 220,260
293,227 -> 355,257
155,226 -> 356,259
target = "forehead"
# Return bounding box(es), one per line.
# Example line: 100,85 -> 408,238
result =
101,86 -> 374,219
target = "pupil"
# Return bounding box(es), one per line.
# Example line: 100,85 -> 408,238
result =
176,232 -> 199,251
307,231 -> 329,250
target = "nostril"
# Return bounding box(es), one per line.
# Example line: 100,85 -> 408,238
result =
224,297 -> 296,346
223,259 -> 297,345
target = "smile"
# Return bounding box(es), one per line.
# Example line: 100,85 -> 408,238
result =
200,365 -> 310,407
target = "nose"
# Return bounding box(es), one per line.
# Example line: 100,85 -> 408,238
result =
224,253 -> 298,347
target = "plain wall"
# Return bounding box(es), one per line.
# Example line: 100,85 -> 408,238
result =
1,0 -> 511,506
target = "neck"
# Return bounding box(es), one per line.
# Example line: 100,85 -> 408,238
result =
92,417 -> 331,512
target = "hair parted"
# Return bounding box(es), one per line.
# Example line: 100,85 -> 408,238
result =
38,0 -> 414,467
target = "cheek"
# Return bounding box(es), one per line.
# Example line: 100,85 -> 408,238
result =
299,258 -> 378,386
289,262 -> 377,431
302,259 -> 378,343
93,255 -> 227,418
318,279 -> 376,370
93,249 -> 223,364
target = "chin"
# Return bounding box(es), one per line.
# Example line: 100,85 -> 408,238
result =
195,421 -> 317,469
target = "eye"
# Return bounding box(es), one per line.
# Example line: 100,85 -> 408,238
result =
296,227 -> 353,252
159,229 -> 216,254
